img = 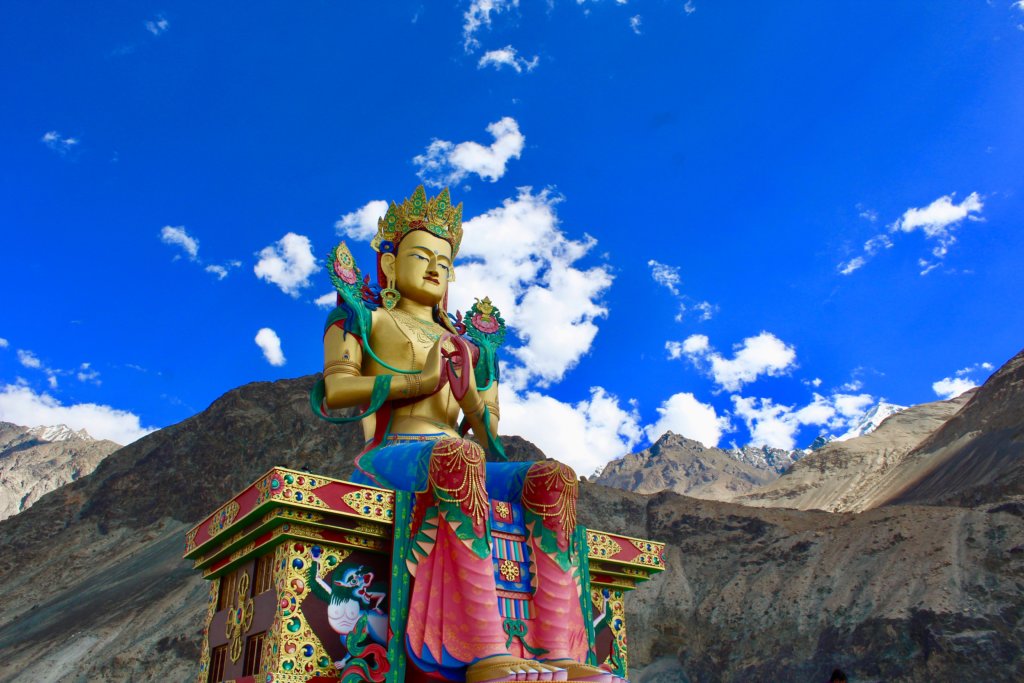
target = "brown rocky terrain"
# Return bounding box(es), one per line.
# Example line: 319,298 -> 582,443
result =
0,422 -> 120,521
0,368 -> 1021,682
593,431 -> 776,500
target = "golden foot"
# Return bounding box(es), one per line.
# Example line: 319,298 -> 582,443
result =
467,657 -> 562,683
542,660 -> 613,683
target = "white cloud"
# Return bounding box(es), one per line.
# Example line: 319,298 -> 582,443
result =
336,200 -> 388,241
932,376 -> 976,400
684,0 -> 696,14
0,383 -> 155,444
0,338 -> 8,348
255,328 -> 286,366
413,117 -> 525,187
76,362 -> 100,385
451,188 -> 612,387
675,331 -> 797,392
17,350 -> 42,369
629,15 -> 642,34
838,193 -> 981,276
895,192 -> 984,275
649,260 -> 715,321
204,260 -> 241,280
500,386 -> 642,476
41,131 -> 78,155
160,225 -> 199,260
731,391 -> 873,450
463,0 -> 518,50
478,46 -> 539,73
644,392 -> 730,448
894,192 -> 983,238
254,232 -> 317,297
838,256 -> 865,276
648,260 -> 680,295
314,292 -> 337,309
665,341 -> 684,360
145,15 -> 169,36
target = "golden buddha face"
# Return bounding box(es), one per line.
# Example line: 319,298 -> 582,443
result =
381,229 -> 454,306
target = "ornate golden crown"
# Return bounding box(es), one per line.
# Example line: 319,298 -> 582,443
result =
372,185 -> 464,257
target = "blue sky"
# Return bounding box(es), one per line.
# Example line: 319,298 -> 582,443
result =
2,1 -> 1022,473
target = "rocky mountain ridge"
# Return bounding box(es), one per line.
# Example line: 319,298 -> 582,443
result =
0,421 -> 120,522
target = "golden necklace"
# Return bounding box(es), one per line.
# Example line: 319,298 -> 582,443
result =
388,308 -> 443,345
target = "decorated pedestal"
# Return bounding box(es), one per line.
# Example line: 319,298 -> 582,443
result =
185,467 -> 665,683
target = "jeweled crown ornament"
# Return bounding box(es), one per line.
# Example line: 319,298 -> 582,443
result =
372,185 -> 464,257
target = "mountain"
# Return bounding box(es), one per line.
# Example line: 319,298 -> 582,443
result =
593,432 -> 777,499
0,421 -> 120,522
0,373 -> 1022,682
732,392 -> 973,512
886,348 -> 1024,508
835,401 -> 907,441
729,443 -> 801,474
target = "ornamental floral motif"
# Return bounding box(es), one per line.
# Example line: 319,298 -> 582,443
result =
499,559 -> 521,582
208,501 -> 240,539
587,532 -> 623,559
495,501 -> 511,518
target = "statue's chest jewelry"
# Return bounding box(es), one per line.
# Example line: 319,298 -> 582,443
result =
388,309 -> 443,348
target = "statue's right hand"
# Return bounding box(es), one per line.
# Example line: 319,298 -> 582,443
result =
419,337 -> 444,395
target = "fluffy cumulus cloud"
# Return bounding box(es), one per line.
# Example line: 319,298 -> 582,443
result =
41,130 -> 78,155
932,376 -> 976,400
731,391 -> 874,450
931,361 -> 993,400
478,46 -> 539,73
0,383 -> 155,444
463,0 -> 519,50
839,192 -> 983,276
644,392 -> 730,448
254,233 -> 317,297
451,188 -> 612,387
413,117 -> 525,187
896,192 -> 984,275
672,331 -> 797,392
255,328 -> 286,366
160,225 -> 199,260
336,200 -> 389,241
500,386 -> 642,476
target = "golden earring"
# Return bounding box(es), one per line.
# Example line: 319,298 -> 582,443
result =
381,276 -> 400,310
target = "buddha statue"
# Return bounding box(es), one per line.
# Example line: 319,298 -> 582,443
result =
314,186 -> 612,683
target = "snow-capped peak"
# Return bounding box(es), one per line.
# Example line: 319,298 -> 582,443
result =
835,402 -> 906,442
26,424 -> 94,442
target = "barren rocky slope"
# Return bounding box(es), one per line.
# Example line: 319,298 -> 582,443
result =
593,431 -> 776,500
733,392 -> 973,512
0,375 -> 1021,682
0,422 -> 120,521
889,348 -> 1024,508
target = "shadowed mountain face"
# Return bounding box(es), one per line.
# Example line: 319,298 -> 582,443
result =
0,374 -> 1022,682
889,349 -> 1024,508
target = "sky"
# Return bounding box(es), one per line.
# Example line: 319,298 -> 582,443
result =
2,1 -> 1023,474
